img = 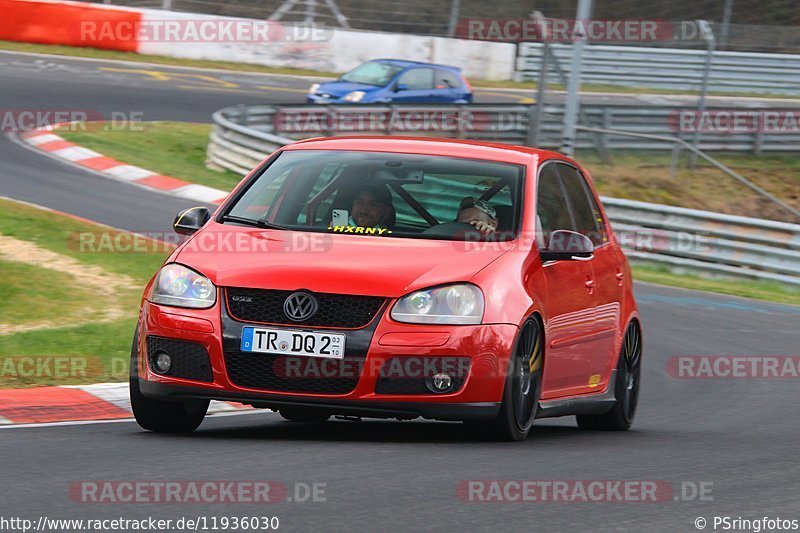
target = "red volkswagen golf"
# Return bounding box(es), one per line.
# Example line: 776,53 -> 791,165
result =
131,137 -> 642,441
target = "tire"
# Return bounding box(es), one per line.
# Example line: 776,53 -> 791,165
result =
129,330 -> 209,434
576,321 -> 642,431
466,318 -> 544,442
279,408 -> 331,423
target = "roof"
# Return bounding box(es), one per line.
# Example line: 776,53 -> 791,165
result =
282,136 -> 574,166
368,59 -> 462,72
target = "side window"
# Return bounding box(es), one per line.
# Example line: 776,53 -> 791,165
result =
556,164 -> 605,246
435,69 -> 461,89
397,68 -> 434,90
536,164 -> 573,247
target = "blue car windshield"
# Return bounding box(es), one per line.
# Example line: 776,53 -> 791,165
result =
340,62 -> 404,86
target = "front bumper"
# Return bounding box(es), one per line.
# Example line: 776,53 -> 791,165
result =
136,300 -> 517,421
306,94 -> 344,104
139,380 -> 499,421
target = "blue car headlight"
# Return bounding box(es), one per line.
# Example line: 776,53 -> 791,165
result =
150,264 -> 216,309
391,284 -> 484,325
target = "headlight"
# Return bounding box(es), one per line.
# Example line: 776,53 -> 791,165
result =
343,91 -> 365,102
309,83 -> 320,94
150,264 -> 216,309
391,284 -> 484,325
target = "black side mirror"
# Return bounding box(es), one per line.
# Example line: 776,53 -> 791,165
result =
173,207 -> 210,236
539,230 -> 594,262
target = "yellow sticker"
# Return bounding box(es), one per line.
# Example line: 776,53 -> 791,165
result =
329,226 -> 392,235
588,374 -> 601,387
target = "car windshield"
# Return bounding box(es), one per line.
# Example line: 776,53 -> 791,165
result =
223,150 -> 524,241
340,62 -> 404,86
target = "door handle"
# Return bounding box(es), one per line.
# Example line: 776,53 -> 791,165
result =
615,268 -> 625,286
584,278 -> 595,293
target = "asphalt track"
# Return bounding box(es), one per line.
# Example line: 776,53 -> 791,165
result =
1,50 -> 799,532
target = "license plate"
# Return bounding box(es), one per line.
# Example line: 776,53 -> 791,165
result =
240,327 -> 345,359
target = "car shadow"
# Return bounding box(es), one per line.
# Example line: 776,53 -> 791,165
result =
139,414 -> 608,444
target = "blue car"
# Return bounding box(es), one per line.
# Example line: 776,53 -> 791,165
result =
307,59 -> 473,104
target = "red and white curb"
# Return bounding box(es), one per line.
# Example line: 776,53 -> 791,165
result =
19,125 -> 230,206
0,383 -> 251,426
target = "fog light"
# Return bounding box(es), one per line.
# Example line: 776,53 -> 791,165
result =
427,372 -> 453,393
154,351 -> 172,374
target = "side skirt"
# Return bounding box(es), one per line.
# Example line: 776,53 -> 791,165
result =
535,370 -> 617,419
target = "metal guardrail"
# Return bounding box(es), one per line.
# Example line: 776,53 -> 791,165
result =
208,104 -> 800,160
603,197 -> 800,286
207,104 -> 800,286
207,106 -> 295,176
516,43 -> 800,96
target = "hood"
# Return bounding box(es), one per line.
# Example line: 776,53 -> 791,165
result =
315,81 -> 382,99
175,223 -> 510,298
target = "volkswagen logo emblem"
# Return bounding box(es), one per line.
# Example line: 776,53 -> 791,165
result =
283,292 -> 318,322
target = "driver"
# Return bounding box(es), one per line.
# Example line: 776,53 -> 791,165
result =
348,183 -> 394,229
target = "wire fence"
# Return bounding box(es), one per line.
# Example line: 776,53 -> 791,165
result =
84,0 -> 800,52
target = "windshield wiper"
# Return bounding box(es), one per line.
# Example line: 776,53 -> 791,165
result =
219,214 -> 286,230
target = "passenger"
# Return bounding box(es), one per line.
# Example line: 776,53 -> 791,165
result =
456,197 -> 498,234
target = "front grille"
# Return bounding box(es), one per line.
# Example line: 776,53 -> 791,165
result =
226,288 -> 386,329
146,336 -> 213,383
374,357 -> 470,395
224,351 -> 363,394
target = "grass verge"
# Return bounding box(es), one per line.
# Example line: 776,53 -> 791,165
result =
0,259 -> 98,326
632,264 -> 800,306
577,150 -> 800,223
0,198 -> 169,387
59,122 -> 243,191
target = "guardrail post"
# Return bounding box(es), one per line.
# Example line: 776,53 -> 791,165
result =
447,0 -> 461,38
527,43 -> 550,147
753,127 -> 764,156
689,20 -> 716,169
670,143 -> 682,179
561,0 -> 593,157
325,105 -> 334,137
601,107 -> 612,151
526,12 -> 550,148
